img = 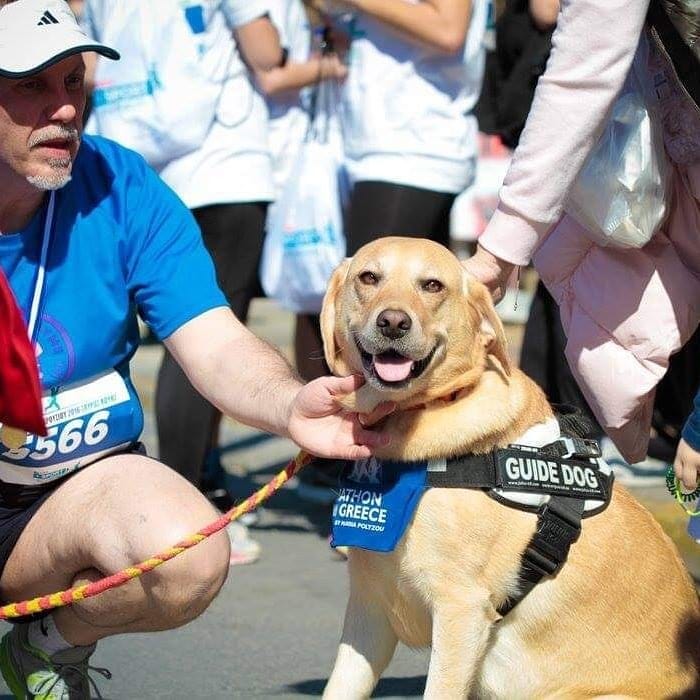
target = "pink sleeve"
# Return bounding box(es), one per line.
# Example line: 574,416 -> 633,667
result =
478,0 -> 650,266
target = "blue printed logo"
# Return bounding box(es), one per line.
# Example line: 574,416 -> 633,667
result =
184,4 -> 205,34
283,222 -> 339,251
36,314 -> 75,387
92,68 -> 161,110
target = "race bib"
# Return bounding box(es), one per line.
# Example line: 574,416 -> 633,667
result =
331,458 -> 428,553
0,369 -> 142,485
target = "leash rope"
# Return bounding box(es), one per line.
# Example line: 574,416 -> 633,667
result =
0,451 -> 313,621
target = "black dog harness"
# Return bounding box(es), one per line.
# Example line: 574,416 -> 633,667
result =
427,433 -> 614,616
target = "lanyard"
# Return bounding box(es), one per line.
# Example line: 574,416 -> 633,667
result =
27,191 -> 56,344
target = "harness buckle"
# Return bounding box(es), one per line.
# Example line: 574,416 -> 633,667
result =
542,437 -> 601,460
523,500 -> 583,578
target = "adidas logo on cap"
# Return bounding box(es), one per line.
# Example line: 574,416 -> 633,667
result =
37,9 -> 59,25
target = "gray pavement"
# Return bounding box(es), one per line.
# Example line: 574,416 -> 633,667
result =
0,298 -> 697,699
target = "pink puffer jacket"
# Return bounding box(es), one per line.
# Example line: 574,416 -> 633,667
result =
533,164 -> 700,462
478,0 -> 700,462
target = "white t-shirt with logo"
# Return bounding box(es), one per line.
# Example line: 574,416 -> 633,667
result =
340,0 -> 487,194
83,0 -> 274,208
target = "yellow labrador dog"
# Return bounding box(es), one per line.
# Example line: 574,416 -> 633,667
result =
320,237 -> 700,699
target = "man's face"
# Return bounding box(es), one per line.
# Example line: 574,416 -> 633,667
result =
0,54 -> 86,192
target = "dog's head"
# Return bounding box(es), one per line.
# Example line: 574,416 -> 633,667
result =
321,237 -> 511,409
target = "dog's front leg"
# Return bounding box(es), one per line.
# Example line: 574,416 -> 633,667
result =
323,590 -> 398,700
424,590 -> 497,699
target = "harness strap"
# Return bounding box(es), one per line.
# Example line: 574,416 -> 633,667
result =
427,452 -> 496,489
427,442 -> 610,502
497,496 -> 584,616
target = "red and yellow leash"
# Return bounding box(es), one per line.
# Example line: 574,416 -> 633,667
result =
0,450 -> 313,621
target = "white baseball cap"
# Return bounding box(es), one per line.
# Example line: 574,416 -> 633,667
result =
0,0 -> 119,78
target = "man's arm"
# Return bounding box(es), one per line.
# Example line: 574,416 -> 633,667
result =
165,307 -> 299,436
338,0 -> 472,54
164,307 -> 391,459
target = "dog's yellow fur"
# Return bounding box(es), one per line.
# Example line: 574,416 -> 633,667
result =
320,237 -> 700,699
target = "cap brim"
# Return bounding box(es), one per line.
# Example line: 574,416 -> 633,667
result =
0,42 -> 119,78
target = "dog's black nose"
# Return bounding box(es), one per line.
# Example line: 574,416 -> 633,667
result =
376,309 -> 412,339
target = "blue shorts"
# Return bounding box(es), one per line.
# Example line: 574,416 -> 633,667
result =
0,442 -> 146,597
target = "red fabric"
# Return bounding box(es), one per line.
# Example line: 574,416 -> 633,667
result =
0,270 -> 46,435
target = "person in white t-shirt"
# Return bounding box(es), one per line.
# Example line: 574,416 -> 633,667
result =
82,0 -> 346,565
291,0 -> 486,379
336,0 -> 487,253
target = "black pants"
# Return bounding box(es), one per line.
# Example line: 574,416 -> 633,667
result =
155,202 -> 267,485
294,180 -> 457,382
346,180 -> 456,254
519,282 -> 602,437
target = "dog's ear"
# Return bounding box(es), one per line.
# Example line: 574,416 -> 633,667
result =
320,258 -> 352,375
465,275 -> 512,376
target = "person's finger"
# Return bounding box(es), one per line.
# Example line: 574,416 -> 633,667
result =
679,460 -> 697,492
339,444 -> 373,461
326,373 -> 365,396
360,401 -> 396,427
674,456 -> 683,482
685,464 -> 700,492
353,425 -> 391,448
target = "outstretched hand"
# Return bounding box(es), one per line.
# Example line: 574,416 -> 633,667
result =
287,374 -> 394,460
462,244 -> 515,304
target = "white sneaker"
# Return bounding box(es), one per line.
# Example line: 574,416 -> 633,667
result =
226,522 -> 261,566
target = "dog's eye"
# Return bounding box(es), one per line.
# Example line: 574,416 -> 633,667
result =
359,271 -> 379,285
422,279 -> 444,293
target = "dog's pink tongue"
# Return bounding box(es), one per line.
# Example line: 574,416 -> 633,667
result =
374,354 -> 413,382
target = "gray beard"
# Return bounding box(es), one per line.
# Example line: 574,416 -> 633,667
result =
26,160 -> 72,191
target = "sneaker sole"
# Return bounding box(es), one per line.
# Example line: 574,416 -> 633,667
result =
229,551 -> 260,566
0,633 -> 28,699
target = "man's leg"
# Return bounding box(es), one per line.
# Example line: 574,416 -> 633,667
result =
0,454 -> 230,644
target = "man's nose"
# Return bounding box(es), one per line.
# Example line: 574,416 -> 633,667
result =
376,309 -> 412,339
48,101 -> 78,124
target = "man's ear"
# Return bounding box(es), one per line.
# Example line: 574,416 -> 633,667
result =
465,274 -> 512,376
320,258 -> 352,376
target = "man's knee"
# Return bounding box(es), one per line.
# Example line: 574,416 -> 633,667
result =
149,532 -> 230,627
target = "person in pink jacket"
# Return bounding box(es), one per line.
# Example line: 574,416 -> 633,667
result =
464,0 -> 700,473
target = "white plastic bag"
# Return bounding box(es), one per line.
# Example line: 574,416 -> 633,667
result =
88,4 -> 229,170
261,80 -> 346,314
566,34 -> 670,248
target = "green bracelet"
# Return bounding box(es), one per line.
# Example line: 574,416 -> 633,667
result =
665,465 -> 700,516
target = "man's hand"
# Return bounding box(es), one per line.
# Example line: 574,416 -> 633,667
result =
287,375 -> 394,460
674,438 -> 700,492
462,244 -> 515,303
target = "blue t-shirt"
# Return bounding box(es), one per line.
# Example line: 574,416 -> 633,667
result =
0,135 -> 226,484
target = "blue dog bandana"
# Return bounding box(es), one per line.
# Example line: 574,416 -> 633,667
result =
331,458 -> 428,552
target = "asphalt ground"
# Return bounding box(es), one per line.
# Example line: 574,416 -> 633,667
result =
0,298 -> 698,699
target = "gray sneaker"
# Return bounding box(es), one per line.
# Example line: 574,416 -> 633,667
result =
0,623 -> 111,699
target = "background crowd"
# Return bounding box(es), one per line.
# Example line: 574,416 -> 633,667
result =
72,0 -> 699,563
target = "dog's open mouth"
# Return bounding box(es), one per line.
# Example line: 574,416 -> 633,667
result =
358,345 -> 436,386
